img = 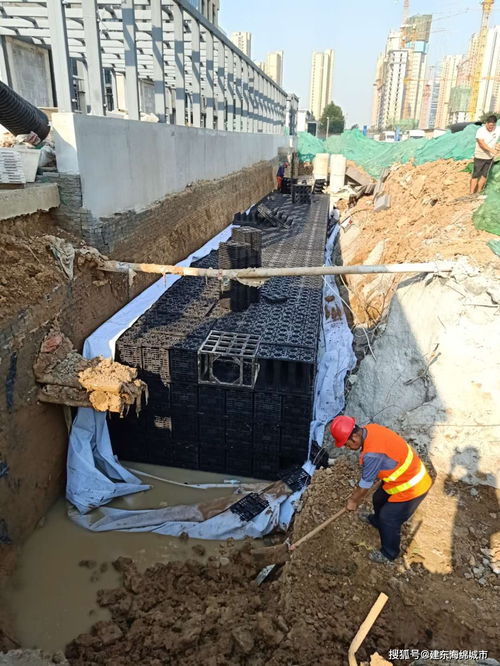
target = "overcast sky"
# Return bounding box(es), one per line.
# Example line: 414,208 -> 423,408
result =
219,0 -> 500,126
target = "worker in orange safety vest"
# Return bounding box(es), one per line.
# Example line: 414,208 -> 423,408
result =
330,416 -> 433,564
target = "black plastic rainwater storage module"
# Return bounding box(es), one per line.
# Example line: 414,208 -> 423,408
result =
109,191 -> 329,479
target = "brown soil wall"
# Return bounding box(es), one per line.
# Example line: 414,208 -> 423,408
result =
0,159 -> 274,568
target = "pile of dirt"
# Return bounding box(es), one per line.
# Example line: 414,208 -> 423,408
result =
33,329 -> 147,413
337,159 -> 497,325
64,458 -> 499,665
343,159 -> 497,261
65,549 -> 285,665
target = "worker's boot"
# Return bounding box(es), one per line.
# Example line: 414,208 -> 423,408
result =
368,550 -> 393,565
359,512 -> 377,528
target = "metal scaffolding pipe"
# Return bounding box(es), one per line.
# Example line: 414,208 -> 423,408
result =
97,260 -> 456,280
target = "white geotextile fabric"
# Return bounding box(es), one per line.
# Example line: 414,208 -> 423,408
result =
310,226 -> 356,448
66,225 -> 234,515
66,220 -> 354,538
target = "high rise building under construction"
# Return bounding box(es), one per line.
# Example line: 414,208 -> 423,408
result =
371,14 -> 432,130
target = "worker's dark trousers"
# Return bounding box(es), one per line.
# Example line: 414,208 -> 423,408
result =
369,487 -> 428,560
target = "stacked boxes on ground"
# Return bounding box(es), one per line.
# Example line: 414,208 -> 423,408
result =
109,193 -> 329,479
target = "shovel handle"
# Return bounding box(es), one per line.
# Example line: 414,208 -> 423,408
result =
290,507 -> 347,551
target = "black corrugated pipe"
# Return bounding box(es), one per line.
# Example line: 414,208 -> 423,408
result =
0,82 -> 50,140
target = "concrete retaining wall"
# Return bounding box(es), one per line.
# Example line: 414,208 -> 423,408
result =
53,113 -> 292,219
0,184 -> 59,221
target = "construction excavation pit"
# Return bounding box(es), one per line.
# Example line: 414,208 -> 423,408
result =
1,143 -> 500,664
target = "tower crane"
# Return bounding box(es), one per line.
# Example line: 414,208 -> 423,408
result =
400,0 -> 410,48
468,0 -> 495,119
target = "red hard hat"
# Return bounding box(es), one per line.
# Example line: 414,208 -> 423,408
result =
330,415 -> 356,448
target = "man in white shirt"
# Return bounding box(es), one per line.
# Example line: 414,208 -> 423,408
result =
470,115 -> 499,194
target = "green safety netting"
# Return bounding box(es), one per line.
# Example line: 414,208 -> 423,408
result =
474,164 -> 500,236
296,132 -> 325,163
487,239 -> 500,256
298,125 -> 500,237
298,125 -> 478,178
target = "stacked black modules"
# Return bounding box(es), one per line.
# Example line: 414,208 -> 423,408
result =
109,193 -> 330,480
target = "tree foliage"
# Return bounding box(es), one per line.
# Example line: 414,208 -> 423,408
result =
319,102 -> 345,135
480,110 -> 500,123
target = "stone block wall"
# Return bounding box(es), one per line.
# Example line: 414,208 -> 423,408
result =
39,159 -> 275,257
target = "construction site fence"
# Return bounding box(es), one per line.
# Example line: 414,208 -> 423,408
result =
298,126 -> 500,237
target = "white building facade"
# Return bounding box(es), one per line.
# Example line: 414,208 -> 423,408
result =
231,32 -> 251,58
308,49 -> 334,121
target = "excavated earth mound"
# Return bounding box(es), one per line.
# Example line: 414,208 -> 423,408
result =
340,159 -> 491,266
65,550 -> 284,665
337,159 -> 497,325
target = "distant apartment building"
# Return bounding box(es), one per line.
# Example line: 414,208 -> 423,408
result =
418,67 -> 438,128
231,32 -> 252,57
264,51 -> 284,86
371,15 -> 432,130
379,47 -> 409,128
401,15 -> 432,122
440,26 -> 500,125
309,49 -> 334,120
434,55 -> 462,128
371,53 -> 385,128
475,26 -> 500,117
428,73 -> 441,127
255,52 -> 284,86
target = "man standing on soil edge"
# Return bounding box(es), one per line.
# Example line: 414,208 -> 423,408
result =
330,416 -> 432,564
470,115 -> 499,194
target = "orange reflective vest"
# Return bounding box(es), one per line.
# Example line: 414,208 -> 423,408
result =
360,424 -> 432,503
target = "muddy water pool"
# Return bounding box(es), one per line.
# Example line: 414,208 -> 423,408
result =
2,462 -> 258,651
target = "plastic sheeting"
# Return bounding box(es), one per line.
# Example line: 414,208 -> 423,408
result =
66,225 -> 234,514
66,219 -> 354,538
310,225 -> 356,447
474,162 -> 500,236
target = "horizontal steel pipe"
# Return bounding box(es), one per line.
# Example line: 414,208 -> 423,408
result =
98,260 -> 456,280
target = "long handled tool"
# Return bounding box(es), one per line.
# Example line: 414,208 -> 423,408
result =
252,507 -> 348,572
253,483 -> 382,583
348,592 -> 389,666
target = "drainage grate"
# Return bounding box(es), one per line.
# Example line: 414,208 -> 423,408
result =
279,466 -> 311,492
198,330 -> 261,388
309,441 -> 329,468
230,493 -> 270,521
